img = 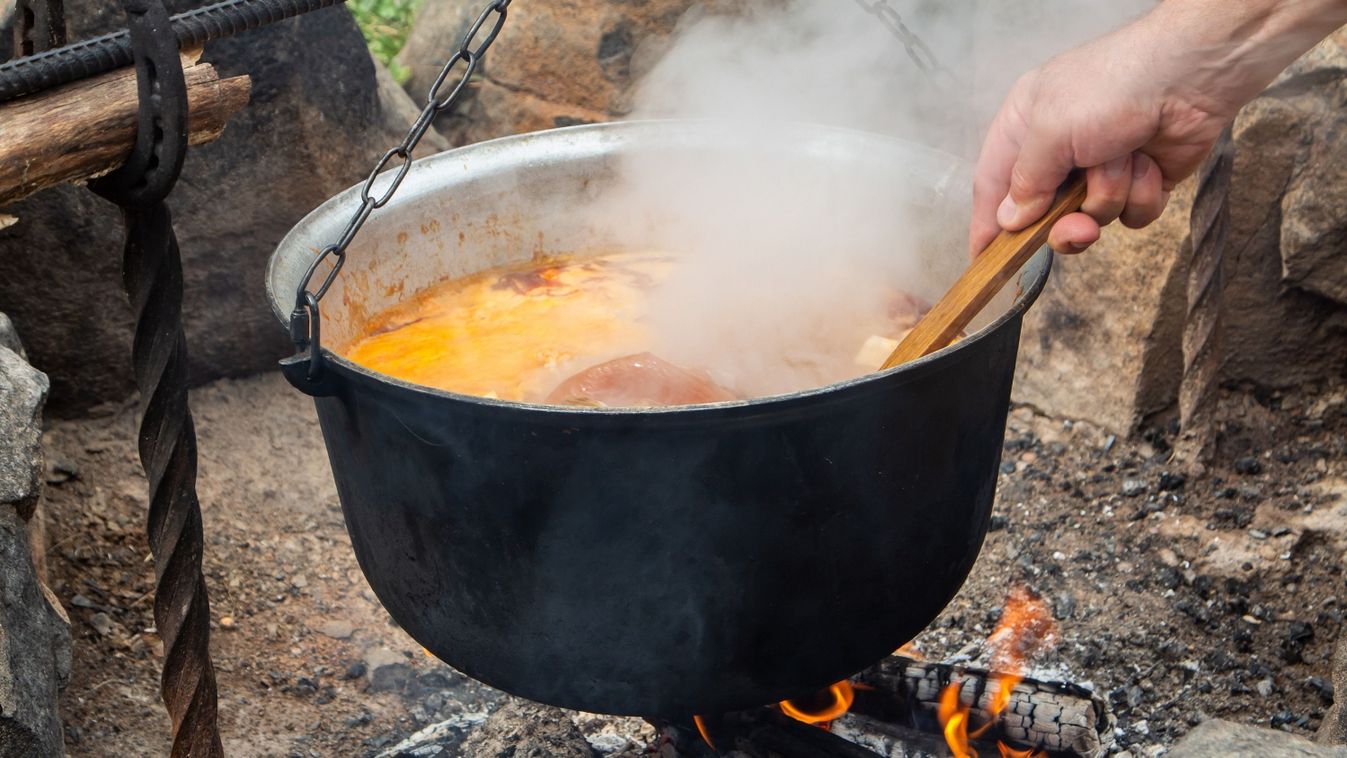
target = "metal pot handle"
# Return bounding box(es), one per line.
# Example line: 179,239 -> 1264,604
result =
286,0 -> 514,392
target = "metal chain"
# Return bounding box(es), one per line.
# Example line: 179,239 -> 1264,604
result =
849,0 -> 945,77
289,0 -> 513,381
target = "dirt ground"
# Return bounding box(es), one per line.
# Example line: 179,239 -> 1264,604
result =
35,371 -> 1347,756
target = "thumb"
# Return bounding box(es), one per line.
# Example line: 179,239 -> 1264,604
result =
998,128 -> 1075,232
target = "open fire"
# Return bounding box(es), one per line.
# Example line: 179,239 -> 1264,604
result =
687,586 -> 1066,757
936,587 -> 1058,758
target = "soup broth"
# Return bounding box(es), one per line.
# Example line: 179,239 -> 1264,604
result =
343,251 -> 929,406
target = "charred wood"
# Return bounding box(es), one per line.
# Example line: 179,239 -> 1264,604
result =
853,656 -> 1113,758
654,655 -> 1110,758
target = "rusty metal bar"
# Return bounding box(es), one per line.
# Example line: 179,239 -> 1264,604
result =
91,1 -> 222,754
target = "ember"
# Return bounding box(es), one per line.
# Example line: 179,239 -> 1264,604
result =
938,587 -> 1056,757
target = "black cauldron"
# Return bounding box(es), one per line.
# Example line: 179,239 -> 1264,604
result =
267,121 -> 1051,717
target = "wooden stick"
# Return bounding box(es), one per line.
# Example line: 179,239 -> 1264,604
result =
882,175 -> 1088,369
0,48 -> 250,206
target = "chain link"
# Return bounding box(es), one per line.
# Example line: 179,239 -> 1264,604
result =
291,0 -> 513,379
849,0 -> 945,78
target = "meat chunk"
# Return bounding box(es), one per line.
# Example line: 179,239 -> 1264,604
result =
547,353 -> 738,407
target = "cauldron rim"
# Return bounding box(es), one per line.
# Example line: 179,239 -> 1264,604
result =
267,119 -> 1053,414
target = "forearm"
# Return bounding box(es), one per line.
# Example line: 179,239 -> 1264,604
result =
1142,0 -> 1347,119
970,0 -> 1347,255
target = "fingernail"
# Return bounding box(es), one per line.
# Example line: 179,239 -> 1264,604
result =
1067,242 -> 1090,254
1104,156 -> 1129,179
997,195 -> 1018,227
1133,156 -> 1151,180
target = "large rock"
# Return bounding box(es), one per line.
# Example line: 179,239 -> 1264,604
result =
1277,30 -> 1347,307
1014,180 -> 1192,432
0,329 -> 70,758
0,2 -> 445,414
0,336 -> 44,521
0,312 -> 22,361
1320,607 -> 1347,745
1172,720 -> 1347,757
1015,30 -> 1347,432
397,0 -> 724,144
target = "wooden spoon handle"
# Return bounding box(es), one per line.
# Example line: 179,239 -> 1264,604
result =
881,174 -> 1089,370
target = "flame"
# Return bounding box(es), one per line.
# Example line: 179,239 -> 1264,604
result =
692,715 -> 715,750
937,588 -> 1055,758
988,674 -> 1021,717
780,680 -> 856,727
939,681 -> 975,758
970,674 -> 1021,740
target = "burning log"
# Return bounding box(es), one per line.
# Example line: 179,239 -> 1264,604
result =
0,48 -> 250,206
659,655 -> 1112,758
852,656 -> 1114,758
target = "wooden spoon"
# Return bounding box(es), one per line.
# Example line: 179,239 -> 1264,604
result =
881,174 -> 1089,370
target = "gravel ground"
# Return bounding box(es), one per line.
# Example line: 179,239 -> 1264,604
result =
34,372 -> 1347,756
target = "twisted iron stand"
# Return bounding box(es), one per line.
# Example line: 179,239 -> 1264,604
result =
89,1 -> 222,754
1177,127 -> 1236,467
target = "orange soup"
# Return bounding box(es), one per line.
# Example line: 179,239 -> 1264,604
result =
344,251 -> 931,406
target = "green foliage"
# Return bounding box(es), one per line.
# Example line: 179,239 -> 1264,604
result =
349,0 -> 423,82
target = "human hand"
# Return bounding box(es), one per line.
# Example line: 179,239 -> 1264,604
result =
969,12 -> 1233,257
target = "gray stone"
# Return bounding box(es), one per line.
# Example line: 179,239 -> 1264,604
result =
0,339 -> 69,758
314,618 -> 355,640
0,2 -> 441,414
394,0 -> 478,101
1276,29 -> 1347,307
363,646 -> 412,693
0,313 -> 22,358
1319,628 -> 1347,744
460,699 -> 593,758
0,346 -> 46,521
0,506 -> 71,758
1173,720 -> 1347,757
403,0 -> 715,146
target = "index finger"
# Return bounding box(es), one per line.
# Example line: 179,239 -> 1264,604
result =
970,109 -> 1021,257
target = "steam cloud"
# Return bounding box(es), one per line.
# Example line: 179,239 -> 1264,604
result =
582,0 -> 1152,399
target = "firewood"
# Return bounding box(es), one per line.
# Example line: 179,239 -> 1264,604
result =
655,655 -> 1109,757
853,656 -> 1115,758
0,48 -> 250,206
